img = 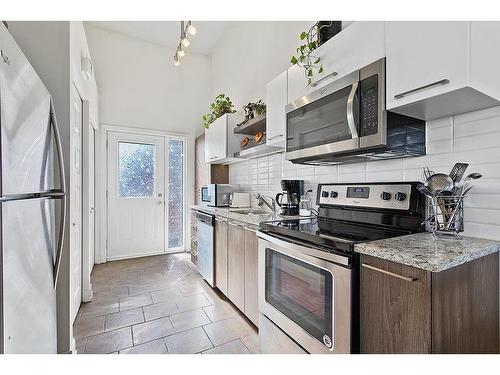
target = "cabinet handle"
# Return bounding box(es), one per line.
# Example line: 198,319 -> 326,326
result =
362,263 -> 417,282
243,227 -> 258,233
228,222 -> 243,228
394,79 -> 450,99
310,71 -> 338,87
267,134 -> 284,141
215,218 -> 227,223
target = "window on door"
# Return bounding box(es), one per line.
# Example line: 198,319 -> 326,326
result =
118,142 -> 156,198
168,138 -> 184,249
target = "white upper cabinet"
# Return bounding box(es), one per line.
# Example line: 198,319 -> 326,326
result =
204,114 -> 242,164
288,22 -> 385,103
386,21 -> 500,120
265,70 -> 287,147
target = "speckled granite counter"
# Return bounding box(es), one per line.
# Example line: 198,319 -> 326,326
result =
190,205 -> 293,229
355,232 -> 500,272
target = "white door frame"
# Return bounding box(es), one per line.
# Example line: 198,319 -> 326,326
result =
81,100 -> 95,302
96,124 -> 190,263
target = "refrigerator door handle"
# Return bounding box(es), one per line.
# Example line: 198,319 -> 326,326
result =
50,99 -> 66,288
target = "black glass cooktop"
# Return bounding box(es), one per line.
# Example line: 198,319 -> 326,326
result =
260,217 -> 411,252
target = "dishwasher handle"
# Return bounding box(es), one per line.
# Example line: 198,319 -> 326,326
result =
196,212 -> 215,226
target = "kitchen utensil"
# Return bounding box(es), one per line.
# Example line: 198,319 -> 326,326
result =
449,163 -> 469,183
422,166 -> 435,181
445,174 -> 481,230
255,131 -> 264,143
241,137 -> 249,147
424,173 -> 454,194
416,183 -> 434,197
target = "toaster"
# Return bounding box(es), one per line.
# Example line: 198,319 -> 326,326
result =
229,192 -> 251,208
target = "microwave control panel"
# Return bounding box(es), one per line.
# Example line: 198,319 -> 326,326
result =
318,183 -> 411,210
360,74 -> 379,137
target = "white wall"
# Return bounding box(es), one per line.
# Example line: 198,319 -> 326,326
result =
209,21 -> 312,136
230,105 -> 500,241
84,23 -> 211,136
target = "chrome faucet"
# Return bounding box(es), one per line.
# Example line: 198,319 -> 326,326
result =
254,193 -> 276,213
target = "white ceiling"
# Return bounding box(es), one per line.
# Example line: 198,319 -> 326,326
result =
85,21 -> 234,56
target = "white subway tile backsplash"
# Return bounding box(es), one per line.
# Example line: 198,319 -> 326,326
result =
229,105 -> 500,240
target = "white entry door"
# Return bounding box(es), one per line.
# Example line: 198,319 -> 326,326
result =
107,131 -> 165,260
70,86 -> 83,323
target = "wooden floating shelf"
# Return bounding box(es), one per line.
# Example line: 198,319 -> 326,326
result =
233,113 -> 266,135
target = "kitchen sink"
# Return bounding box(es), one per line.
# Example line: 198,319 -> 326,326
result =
230,209 -> 270,215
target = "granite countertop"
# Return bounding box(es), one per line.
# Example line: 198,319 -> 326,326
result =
355,232 -> 500,272
190,205 -> 298,229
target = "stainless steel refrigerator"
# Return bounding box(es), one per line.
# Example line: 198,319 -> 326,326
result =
0,24 -> 66,353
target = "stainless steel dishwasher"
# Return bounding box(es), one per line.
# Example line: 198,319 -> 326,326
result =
196,211 -> 215,286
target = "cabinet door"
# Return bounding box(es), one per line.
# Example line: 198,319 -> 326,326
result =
210,115 -> 228,161
386,21 -> 469,110
215,217 -> 228,295
243,228 -> 259,327
227,222 -> 245,312
266,71 -> 287,146
288,22 -> 385,103
360,254 -> 432,354
204,126 -> 214,163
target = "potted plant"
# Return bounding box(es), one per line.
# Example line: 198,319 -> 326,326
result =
202,93 -> 236,129
238,100 -> 266,126
290,21 -> 342,85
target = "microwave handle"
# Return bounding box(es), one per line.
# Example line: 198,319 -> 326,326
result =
346,82 -> 359,139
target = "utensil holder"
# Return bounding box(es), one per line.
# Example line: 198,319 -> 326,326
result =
426,195 -> 464,237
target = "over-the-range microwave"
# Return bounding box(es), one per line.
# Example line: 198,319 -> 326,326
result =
285,58 -> 426,165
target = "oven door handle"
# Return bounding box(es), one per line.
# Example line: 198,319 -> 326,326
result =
346,82 -> 359,139
256,230 -> 350,266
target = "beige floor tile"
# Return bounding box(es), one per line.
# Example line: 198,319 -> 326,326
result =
128,283 -> 164,297
132,316 -> 175,345
85,327 -> 133,354
176,294 -> 212,312
164,327 -> 213,354
80,298 -> 119,318
203,339 -> 250,354
143,301 -> 179,321
73,315 -> 105,338
119,293 -> 153,311
203,301 -> 240,322
241,333 -> 261,354
120,339 -> 168,354
203,316 -> 254,347
105,308 -> 144,331
170,308 -> 211,333
150,288 -> 183,304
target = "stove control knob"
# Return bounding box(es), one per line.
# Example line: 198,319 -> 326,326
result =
380,192 -> 392,201
330,191 -> 338,198
395,192 -> 407,201
321,191 -> 330,198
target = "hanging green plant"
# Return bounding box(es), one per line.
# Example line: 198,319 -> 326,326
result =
238,100 -> 266,126
291,22 -> 335,86
203,93 -> 236,129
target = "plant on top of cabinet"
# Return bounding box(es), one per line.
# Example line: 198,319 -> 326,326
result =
203,93 -> 236,129
237,100 -> 266,127
290,22 -> 341,85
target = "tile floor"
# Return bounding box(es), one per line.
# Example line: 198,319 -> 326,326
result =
74,252 -> 259,354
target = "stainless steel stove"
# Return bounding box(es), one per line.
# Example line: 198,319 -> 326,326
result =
257,182 -> 425,354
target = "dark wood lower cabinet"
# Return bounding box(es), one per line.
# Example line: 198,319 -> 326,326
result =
360,253 -> 499,354
227,222 -> 245,312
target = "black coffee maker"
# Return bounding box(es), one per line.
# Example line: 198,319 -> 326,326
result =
276,180 -> 304,216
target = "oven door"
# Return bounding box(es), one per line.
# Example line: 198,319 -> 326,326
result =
285,70 -> 360,162
257,231 -> 352,354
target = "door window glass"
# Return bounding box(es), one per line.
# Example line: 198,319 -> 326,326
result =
118,142 -> 156,198
168,139 -> 184,248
